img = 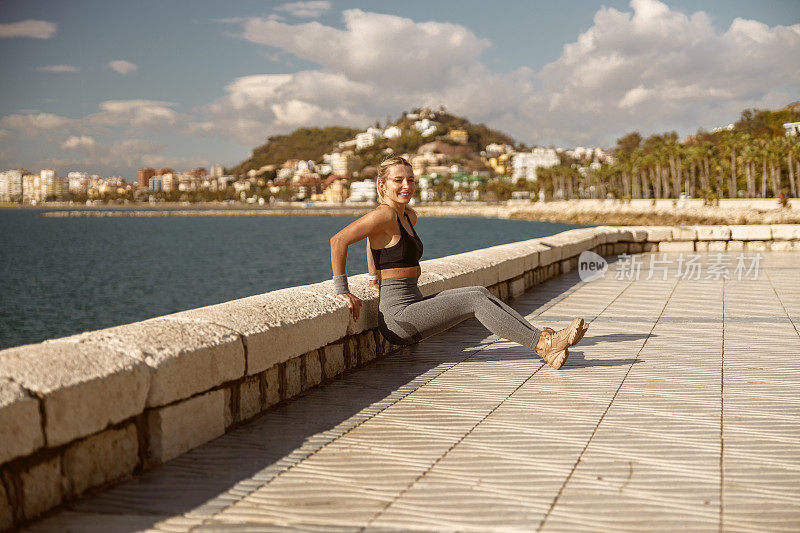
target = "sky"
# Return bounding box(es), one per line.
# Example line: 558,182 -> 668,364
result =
0,0 -> 799,178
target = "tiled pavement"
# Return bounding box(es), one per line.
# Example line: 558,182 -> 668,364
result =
26,252 -> 800,532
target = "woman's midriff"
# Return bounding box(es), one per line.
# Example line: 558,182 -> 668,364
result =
378,266 -> 421,279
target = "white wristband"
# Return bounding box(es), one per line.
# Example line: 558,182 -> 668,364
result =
333,274 -> 349,294
368,275 -> 379,281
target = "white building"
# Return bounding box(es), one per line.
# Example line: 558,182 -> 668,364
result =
512,148 -> 559,181
413,119 -> 438,137
330,152 -> 354,177
382,125 -> 402,139
356,132 -> 375,150
348,179 -> 378,203
0,169 -> 23,202
209,164 -> 224,178
784,122 -> 800,136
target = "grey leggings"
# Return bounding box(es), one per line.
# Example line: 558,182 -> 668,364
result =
378,278 -> 542,348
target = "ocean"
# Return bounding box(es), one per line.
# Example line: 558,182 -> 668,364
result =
0,208 -> 587,349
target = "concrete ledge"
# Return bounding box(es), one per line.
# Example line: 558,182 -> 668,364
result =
0,379 -> 44,464
0,340 -> 149,447
1,223 -> 799,529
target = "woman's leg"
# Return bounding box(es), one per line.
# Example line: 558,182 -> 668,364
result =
393,285 -> 541,349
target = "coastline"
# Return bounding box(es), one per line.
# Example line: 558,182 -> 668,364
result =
6,198 -> 800,225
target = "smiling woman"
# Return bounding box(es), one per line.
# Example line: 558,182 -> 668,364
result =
328,155 -> 589,370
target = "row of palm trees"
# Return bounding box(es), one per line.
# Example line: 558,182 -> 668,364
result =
534,130 -> 800,201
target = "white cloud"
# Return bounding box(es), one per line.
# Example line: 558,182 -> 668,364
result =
86,100 -> 177,128
61,135 -> 96,151
36,65 -> 79,73
0,112 -> 72,136
235,9 -> 490,92
212,1 -> 800,148
0,20 -> 56,39
275,1 -> 331,19
531,0 -> 800,143
105,60 -> 138,75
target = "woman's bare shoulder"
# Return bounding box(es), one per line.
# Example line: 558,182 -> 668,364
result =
367,204 -> 395,227
406,206 -> 418,225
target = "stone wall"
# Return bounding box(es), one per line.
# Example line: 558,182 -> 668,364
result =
1,224 -> 799,529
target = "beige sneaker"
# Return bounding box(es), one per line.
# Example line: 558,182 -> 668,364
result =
545,318 -> 588,347
536,318 -> 586,370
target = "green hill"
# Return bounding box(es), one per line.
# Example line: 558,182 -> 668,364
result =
227,126 -> 361,175
228,108 -> 519,176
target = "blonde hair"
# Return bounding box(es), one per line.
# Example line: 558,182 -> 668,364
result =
376,155 -> 413,203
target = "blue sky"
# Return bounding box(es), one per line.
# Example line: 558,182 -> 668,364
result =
1,0 -> 798,177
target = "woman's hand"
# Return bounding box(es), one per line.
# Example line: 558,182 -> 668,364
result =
337,292 -> 362,320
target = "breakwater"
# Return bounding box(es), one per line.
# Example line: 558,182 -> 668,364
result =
35,198 -> 800,225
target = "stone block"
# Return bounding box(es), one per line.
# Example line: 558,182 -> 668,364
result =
344,336 -> 359,369
74,318 -> 244,408
628,242 -> 644,254
418,258 -> 481,293
645,227 -> 673,242
375,330 -> 393,357
672,226 -> 697,241
284,358 -> 302,399
658,241 -> 695,252
560,259 -> 572,274
0,479 -> 12,531
695,226 -> 731,240
707,241 -> 727,251
536,241 -> 563,266
770,240 -> 795,251
223,387 -> 233,428
516,241 -> 547,271
744,240 -> 769,251
438,252 -> 500,287
175,287 -> 350,376
613,243 -> 629,255
302,350 -> 322,388
415,269 -> 449,296
472,244 -> 526,282
358,331 -> 377,365
523,270 -> 534,290
0,339 -> 149,447
509,277 -> 525,298
147,390 -> 225,465
21,457 -> 61,520
323,343 -> 346,379
770,224 -> 800,240
695,241 -> 709,251
62,423 -> 138,498
238,376 -> 262,422
594,226 -> 622,243
0,379 -> 44,464
729,225 -> 771,240
617,226 -> 648,241
642,242 -> 658,252
263,366 -> 280,407
614,228 -> 635,242
726,240 -> 744,251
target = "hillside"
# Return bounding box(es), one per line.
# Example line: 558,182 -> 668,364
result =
227,126 -> 361,175
229,108 -> 518,176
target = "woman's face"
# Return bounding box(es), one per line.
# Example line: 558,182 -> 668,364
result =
381,164 -> 416,204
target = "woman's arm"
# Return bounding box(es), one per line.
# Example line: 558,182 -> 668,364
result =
329,208 -> 392,317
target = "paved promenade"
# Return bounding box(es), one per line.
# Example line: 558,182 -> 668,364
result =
26,252 -> 800,532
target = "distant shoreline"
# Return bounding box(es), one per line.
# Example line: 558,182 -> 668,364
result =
5,198 -> 800,225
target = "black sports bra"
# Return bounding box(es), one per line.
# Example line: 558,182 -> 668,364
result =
371,211 -> 423,269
